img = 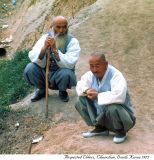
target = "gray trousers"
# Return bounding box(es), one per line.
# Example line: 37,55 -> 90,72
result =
75,96 -> 136,133
23,63 -> 77,91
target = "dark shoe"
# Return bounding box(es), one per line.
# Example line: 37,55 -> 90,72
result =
59,91 -> 69,102
82,126 -> 109,138
31,89 -> 45,102
113,131 -> 126,144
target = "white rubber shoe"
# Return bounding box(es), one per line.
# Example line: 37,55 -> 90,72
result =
82,130 -> 109,138
113,135 -> 126,144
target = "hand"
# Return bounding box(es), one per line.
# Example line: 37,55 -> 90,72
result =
86,89 -> 98,100
44,36 -> 56,50
39,37 -> 57,59
46,36 -> 60,61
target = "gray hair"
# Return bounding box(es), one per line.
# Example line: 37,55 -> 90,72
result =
90,52 -> 106,61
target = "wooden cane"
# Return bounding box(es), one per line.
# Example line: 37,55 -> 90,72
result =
45,49 -> 50,118
28,141 -> 32,154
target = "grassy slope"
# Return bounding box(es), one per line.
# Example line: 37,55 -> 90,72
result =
0,50 -> 32,107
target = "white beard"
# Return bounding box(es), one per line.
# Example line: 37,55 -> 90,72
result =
55,34 -> 68,51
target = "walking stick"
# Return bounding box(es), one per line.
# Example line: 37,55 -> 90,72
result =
45,32 -> 56,118
45,48 -> 50,118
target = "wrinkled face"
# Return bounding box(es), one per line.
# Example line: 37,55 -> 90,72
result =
89,55 -> 108,80
53,19 -> 68,36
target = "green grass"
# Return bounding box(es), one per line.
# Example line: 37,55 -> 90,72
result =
0,49 -> 32,107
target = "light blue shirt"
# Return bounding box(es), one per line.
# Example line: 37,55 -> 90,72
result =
76,65 -> 133,114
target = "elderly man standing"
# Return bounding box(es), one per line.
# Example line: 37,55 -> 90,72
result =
75,52 -> 136,144
24,16 -> 80,102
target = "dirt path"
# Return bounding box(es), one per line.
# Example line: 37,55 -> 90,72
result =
30,0 -> 154,154
31,55 -> 154,154
10,0 -> 154,154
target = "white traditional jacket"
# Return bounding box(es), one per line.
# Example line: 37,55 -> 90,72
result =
76,64 -> 133,113
28,33 -> 80,69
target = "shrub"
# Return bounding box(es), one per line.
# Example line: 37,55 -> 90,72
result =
0,49 -> 32,106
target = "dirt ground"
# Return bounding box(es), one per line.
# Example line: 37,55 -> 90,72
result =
30,55 -> 154,154
1,0 -> 154,155
31,0 -> 154,154
10,48 -> 154,154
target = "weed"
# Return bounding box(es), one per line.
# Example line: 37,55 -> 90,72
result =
0,49 -> 32,107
